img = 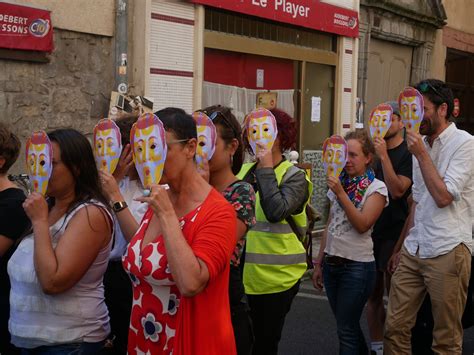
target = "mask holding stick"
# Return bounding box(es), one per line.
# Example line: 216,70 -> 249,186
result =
244,108 -> 278,157
192,111 -> 216,172
368,103 -> 393,139
93,118 -> 122,174
322,135 -> 348,178
398,87 -> 424,133
25,131 -> 53,195
130,113 -> 167,190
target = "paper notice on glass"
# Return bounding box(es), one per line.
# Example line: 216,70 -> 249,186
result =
311,97 -> 321,122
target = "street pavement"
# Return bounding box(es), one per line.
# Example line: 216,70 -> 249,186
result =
278,236 -> 474,354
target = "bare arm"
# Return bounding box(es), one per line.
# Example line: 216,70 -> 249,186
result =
312,215 -> 331,290
136,185 -> 236,297
413,149 -> 453,208
406,130 -> 473,208
159,209 -> 210,297
387,196 -> 415,274
24,196 -> 112,294
327,176 -> 386,234
101,171 -> 139,242
374,138 -> 412,200
0,236 -> 14,257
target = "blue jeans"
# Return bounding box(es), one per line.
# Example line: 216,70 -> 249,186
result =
20,341 -> 105,355
323,260 -> 376,355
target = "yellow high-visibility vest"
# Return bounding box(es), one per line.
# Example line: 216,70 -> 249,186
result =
237,160 -> 313,294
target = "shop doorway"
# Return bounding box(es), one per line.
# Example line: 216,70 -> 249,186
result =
366,38 -> 413,120
446,48 -> 474,134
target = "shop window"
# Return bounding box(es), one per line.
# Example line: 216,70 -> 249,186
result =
205,7 -> 336,52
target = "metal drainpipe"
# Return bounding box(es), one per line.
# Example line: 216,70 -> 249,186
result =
115,0 -> 128,95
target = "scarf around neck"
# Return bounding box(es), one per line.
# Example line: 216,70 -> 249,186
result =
339,168 -> 375,208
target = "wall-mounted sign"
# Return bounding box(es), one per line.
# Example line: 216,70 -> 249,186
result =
190,0 -> 359,38
0,3 -> 53,52
453,98 -> 460,118
256,91 -> 277,110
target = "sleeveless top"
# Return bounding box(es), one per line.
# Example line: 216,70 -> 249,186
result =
7,200 -> 113,348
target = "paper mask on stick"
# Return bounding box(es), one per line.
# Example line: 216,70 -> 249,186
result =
25,131 -> 53,195
93,118 -> 122,174
398,87 -> 424,133
369,103 -> 393,139
244,108 -> 278,156
322,135 -> 348,178
192,111 -> 217,171
130,113 -> 167,189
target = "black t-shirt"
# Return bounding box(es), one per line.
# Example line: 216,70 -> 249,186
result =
372,141 -> 412,240
0,188 -> 29,346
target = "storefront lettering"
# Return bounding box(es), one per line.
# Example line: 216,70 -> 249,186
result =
252,0 -> 310,19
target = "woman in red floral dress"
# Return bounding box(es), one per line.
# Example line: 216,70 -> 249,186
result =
122,108 -> 237,355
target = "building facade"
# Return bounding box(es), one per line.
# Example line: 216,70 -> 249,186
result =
358,0 -> 446,122
1,0 -> 116,172
430,0 -> 474,134
130,0 -> 361,222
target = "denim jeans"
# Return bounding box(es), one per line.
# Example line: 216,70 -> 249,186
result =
323,260 -> 376,355
20,341 -> 105,355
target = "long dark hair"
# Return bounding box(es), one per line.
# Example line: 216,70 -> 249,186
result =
200,105 -> 243,175
47,129 -> 110,212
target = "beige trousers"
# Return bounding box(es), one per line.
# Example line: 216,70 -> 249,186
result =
384,243 -> 471,355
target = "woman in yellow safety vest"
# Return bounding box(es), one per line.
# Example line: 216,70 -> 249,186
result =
238,109 -> 312,355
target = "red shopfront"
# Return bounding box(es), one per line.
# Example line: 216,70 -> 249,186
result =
191,0 -> 359,151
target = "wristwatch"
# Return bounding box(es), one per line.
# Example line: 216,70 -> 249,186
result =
111,200 -> 128,213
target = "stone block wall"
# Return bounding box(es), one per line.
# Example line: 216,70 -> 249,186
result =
0,29 -> 114,173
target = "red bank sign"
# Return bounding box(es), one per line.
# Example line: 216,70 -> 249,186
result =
0,2 -> 53,52
191,0 -> 358,38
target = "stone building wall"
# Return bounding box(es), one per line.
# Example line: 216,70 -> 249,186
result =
358,0 -> 446,114
0,29 -> 114,173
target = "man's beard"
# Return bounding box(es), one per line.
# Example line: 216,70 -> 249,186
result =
419,118 -> 434,136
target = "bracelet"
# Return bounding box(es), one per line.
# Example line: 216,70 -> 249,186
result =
313,260 -> 323,266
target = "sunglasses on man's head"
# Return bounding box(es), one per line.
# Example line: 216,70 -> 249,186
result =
418,82 -> 445,101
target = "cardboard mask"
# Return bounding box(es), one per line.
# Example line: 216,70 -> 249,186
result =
322,135 -> 348,178
369,103 -> 393,139
130,113 -> 167,189
398,87 -> 424,133
192,111 -> 217,171
93,118 -> 122,174
25,131 -> 53,195
244,108 -> 278,156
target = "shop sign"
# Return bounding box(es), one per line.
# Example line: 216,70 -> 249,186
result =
190,0 -> 358,38
0,2 -> 53,52
453,98 -> 460,118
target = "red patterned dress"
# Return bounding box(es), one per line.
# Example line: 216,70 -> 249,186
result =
122,208 -> 181,354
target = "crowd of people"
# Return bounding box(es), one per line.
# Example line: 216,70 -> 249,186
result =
0,78 -> 472,355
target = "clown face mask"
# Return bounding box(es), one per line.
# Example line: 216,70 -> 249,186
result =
192,112 -> 216,171
93,119 -> 122,174
25,131 -> 53,195
245,108 -> 278,156
322,135 -> 348,178
398,87 -> 424,133
369,104 -> 393,139
130,113 -> 167,189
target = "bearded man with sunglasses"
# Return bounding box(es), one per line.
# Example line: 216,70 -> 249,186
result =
384,79 -> 474,354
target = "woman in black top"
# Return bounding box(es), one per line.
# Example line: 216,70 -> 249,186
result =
0,123 -> 29,355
